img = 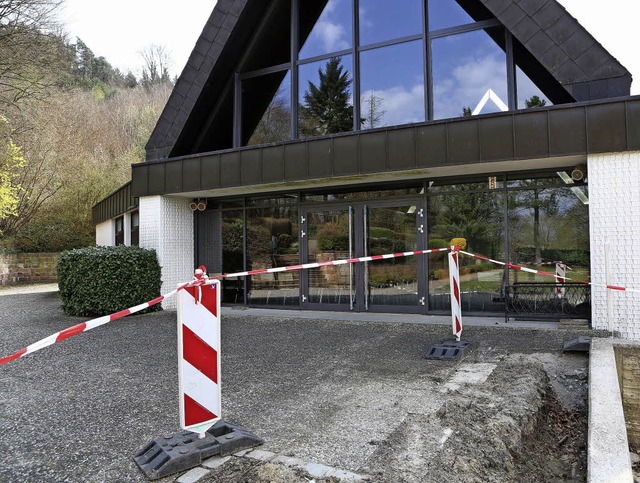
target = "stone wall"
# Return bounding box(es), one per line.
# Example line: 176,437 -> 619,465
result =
0,253 -> 58,285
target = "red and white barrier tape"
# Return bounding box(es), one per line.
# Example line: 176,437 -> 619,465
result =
459,250 -> 640,294
208,248 -> 450,280
0,248 -> 449,366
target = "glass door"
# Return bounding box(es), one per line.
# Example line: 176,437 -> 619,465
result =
301,199 -> 425,312
302,206 -> 355,310
364,202 -> 424,312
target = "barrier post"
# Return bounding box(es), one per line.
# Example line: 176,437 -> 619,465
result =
448,246 -> 463,341
177,278 -> 221,435
134,269 -> 262,480
556,263 -> 567,298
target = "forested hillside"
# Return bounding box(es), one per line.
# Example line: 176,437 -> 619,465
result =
0,0 -> 171,252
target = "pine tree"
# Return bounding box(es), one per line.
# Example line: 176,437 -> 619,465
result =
300,57 -> 353,137
525,95 -> 546,108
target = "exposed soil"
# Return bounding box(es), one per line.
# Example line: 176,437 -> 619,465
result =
203,353 -> 589,482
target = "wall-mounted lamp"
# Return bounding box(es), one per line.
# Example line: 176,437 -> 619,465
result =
571,164 -> 587,181
189,199 -> 207,211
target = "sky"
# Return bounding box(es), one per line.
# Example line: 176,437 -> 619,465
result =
60,0 -> 639,97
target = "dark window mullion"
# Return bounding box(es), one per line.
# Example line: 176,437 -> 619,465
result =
353,0 -> 361,132
292,0 -> 299,139
358,33 -> 424,53
429,18 -> 501,39
424,0 -> 431,120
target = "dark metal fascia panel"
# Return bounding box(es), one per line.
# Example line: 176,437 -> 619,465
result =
92,182 -> 137,225
131,97 -> 640,198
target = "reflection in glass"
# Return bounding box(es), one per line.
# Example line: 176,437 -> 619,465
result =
517,66 -> 552,109
299,56 -> 354,138
244,71 -> 291,146
360,41 -> 425,128
428,188 -> 505,312
303,186 -> 423,202
429,0 -> 490,31
366,205 -> 419,307
247,206 -> 299,306
240,0 -> 291,71
432,28 -> 507,120
221,210 -> 245,304
299,0 -> 352,60
359,0 -> 422,46
507,186 -> 590,283
307,209 -> 353,305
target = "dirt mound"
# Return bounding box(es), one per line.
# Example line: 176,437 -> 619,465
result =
366,363 -> 586,482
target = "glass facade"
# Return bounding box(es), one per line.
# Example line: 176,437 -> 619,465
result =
235,0 -> 562,147
199,173 -> 589,316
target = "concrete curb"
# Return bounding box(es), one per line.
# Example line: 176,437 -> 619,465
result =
588,338 -> 633,482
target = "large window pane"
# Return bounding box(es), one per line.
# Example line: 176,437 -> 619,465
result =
359,0 -> 422,46
517,66 -> 552,110
221,210 -> 245,304
429,0 -> 491,32
247,205 -> 300,306
360,41 -> 425,128
299,0 -> 352,60
299,55 -> 354,138
432,27 -> 507,120
428,187 -> 505,312
243,70 -> 291,146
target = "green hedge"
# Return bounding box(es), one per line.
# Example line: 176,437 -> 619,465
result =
57,246 -> 162,317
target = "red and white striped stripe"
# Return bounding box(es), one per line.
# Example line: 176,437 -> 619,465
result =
210,248 -> 451,280
0,248 -> 449,366
556,263 -> 567,297
177,279 -> 221,435
0,285 -> 188,366
448,247 -> 463,341
459,250 -> 640,294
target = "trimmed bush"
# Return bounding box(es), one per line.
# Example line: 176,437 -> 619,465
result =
57,246 -> 162,317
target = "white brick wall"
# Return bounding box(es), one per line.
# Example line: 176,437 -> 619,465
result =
95,220 -> 115,246
589,151 -> 640,339
140,196 -> 194,309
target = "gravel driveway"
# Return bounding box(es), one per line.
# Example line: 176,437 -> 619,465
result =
0,287 -> 595,482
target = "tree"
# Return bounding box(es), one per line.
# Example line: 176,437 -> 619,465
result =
0,0 -> 66,109
300,57 -> 353,137
140,44 -> 172,90
461,106 -> 472,117
248,92 -> 290,145
362,89 -> 385,129
0,115 -> 25,223
525,95 -> 546,108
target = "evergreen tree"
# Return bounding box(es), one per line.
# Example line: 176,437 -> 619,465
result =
525,95 -> 546,108
462,106 -> 472,117
300,57 -> 353,137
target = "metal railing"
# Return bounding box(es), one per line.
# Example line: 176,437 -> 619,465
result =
505,282 -> 591,321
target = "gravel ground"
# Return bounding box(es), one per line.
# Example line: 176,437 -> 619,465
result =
0,288 -> 596,482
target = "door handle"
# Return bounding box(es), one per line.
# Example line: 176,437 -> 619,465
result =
418,224 -> 424,234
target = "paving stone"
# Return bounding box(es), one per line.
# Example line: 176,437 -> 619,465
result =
233,449 -> 251,457
176,467 -> 210,483
271,455 -> 307,467
202,455 -> 231,469
304,462 -> 336,479
245,449 -> 276,462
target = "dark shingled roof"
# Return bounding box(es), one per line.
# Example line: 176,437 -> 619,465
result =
145,0 -> 631,162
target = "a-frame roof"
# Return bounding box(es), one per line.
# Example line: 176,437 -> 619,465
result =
145,0 -> 631,162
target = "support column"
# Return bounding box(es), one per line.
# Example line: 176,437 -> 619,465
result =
589,151 -> 640,339
139,196 -> 195,309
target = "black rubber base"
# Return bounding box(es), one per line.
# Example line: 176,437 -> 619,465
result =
563,336 -> 591,352
425,339 -> 474,360
133,420 -> 263,480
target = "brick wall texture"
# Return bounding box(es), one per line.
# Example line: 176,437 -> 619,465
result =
589,151 -> 640,339
139,196 -> 194,309
0,253 -> 58,285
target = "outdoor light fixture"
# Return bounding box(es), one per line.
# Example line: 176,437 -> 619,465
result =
189,199 -> 208,211
571,165 -> 587,181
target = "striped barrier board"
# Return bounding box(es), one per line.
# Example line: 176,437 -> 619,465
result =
448,247 -> 463,341
177,278 -> 221,435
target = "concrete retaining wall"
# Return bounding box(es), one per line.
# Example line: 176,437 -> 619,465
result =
0,252 -> 58,285
588,338 -> 633,482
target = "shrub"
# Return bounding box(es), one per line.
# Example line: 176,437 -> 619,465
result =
57,245 -> 162,317
449,237 -> 467,250
429,238 -> 448,249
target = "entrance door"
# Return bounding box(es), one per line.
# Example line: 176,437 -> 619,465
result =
300,199 -> 425,312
